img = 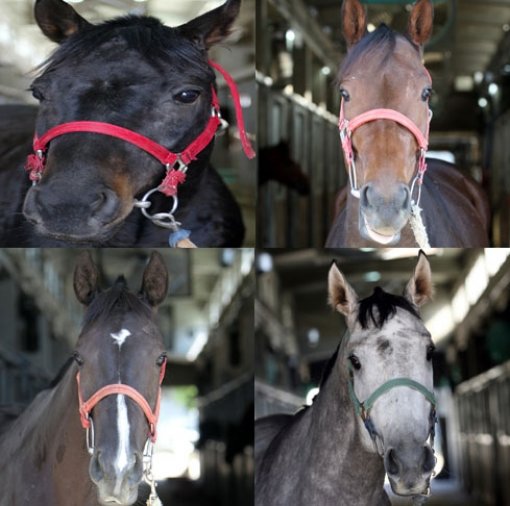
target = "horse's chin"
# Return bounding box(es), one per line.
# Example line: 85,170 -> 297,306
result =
359,215 -> 402,245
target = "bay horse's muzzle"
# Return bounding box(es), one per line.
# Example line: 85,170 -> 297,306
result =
359,182 -> 411,244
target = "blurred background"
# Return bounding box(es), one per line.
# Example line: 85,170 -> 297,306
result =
255,248 -> 510,505
257,0 -> 510,247
0,248 -> 254,506
0,0 -> 256,245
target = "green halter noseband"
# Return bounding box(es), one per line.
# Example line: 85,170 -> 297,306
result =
347,364 -> 437,444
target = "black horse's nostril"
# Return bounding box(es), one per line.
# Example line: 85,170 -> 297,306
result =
127,452 -> 144,485
385,448 -> 400,476
89,451 -> 104,483
90,189 -> 120,224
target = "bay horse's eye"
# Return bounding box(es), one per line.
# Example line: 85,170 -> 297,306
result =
73,352 -> 84,366
156,353 -> 167,366
426,344 -> 435,362
348,354 -> 361,370
421,87 -> 433,102
174,90 -> 200,104
340,88 -> 351,102
30,86 -> 46,102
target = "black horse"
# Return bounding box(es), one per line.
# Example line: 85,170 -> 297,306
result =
0,0 -> 248,247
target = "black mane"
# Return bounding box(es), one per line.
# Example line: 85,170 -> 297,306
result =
39,15 -> 213,82
82,276 -> 152,328
338,24 -> 418,80
358,287 -> 420,329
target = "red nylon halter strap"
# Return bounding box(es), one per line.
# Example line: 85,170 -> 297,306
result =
76,357 -> 167,443
25,60 -> 255,196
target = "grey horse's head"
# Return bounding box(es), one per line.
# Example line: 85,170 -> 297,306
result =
329,251 -> 436,497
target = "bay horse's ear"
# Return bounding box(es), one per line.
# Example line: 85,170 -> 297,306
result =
140,252 -> 168,307
35,0 -> 91,44
328,261 -> 358,317
176,0 -> 240,50
408,0 -> 434,46
73,251 -> 99,305
342,0 -> 367,47
404,250 -> 433,306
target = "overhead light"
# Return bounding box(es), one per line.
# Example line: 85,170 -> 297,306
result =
488,83 -> 499,96
503,23 -> 510,32
285,29 -> 296,44
454,75 -> 474,92
307,328 -> 320,347
66,0 -> 84,3
321,66 -> 331,76
363,271 -> 381,282
256,253 -> 273,273
473,71 -> 484,85
367,23 -> 376,33
478,97 -> 488,108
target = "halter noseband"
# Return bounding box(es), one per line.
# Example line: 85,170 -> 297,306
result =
338,76 -> 432,205
25,61 -> 255,246
347,364 -> 437,454
76,356 -> 167,451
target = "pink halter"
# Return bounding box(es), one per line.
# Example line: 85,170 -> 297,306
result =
338,85 -> 432,205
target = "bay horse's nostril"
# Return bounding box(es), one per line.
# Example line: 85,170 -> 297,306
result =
90,189 -> 120,225
397,184 -> 410,211
360,184 -> 372,208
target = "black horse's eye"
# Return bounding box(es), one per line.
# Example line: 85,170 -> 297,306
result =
174,90 -> 200,104
421,87 -> 433,102
73,352 -> 84,366
348,354 -> 361,370
156,353 -> 167,366
30,86 -> 45,102
426,344 -> 435,361
340,88 -> 351,102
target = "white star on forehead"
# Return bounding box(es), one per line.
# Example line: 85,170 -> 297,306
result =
111,329 -> 131,348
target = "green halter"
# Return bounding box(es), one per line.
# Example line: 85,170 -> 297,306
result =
347,364 -> 437,443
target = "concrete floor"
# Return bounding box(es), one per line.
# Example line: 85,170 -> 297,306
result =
387,479 -> 478,506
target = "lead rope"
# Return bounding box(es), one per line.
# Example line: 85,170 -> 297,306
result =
410,204 -> 430,249
143,440 -> 162,506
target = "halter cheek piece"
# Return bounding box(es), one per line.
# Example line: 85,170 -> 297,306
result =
338,72 -> 433,207
25,61 -> 255,247
347,364 -> 437,459
76,357 -> 167,505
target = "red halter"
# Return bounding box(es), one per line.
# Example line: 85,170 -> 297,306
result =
76,357 -> 167,443
25,61 -> 255,198
338,73 -> 432,203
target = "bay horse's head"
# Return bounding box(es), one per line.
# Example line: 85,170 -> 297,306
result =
73,251 -> 168,506
23,0 -> 240,243
329,252 -> 436,498
339,0 -> 434,244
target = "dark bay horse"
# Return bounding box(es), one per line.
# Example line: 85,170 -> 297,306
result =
0,0 -> 249,247
0,251 -> 169,506
326,0 -> 489,247
255,252 -> 437,505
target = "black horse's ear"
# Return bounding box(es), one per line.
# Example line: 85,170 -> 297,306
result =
35,0 -> 91,44
408,0 -> 434,46
342,0 -> 367,47
140,252 -> 168,307
176,0 -> 240,50
73,251 -> 99,305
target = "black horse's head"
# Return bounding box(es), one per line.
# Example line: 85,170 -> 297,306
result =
73,251 -> 168,506
24,0 -> 240,244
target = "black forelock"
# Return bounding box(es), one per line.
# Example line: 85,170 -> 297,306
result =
358,287 -> 420,329
338,24 -> 418,81
39,15 -> 214,82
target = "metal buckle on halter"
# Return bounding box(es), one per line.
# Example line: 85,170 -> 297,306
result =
85,416 -> 95,456
211,106 -> 229,135
134,187 -> 181,230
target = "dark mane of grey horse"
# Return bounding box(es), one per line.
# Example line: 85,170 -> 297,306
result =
37,15 -> 214,82
338,24 -> 419,81
82,275 -> 152,328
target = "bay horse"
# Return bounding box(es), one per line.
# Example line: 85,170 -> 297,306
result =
0,0 -> 254,247
255,252 -> 437,506
0,251 -> 169,506
326,0 -> 489,247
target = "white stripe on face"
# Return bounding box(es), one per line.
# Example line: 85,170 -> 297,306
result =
115,394 -> 130,475
111,329 -> 131,349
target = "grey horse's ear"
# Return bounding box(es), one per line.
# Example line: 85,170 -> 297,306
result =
35,0 -> 91,44
328,261 -> 358,317
405,250 -> 433,306
73,251 -> 99,305
176,0 -> 240,50
140,252 -> 168,307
